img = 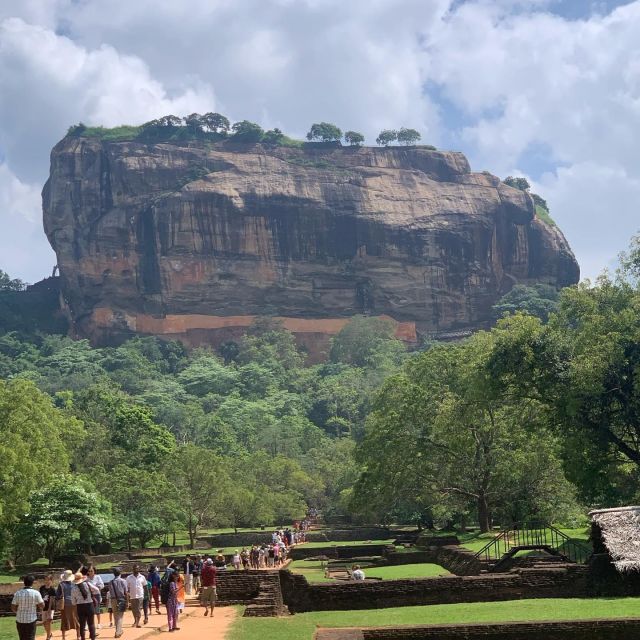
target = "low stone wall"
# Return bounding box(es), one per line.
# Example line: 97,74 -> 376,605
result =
280,565 -> 590,613
289,544 -> 393,561
305,528 -> 392,543
315,619 -> 640,640
428,545 -> 483,575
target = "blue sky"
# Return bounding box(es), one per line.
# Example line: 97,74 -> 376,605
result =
1,0 -> 639,282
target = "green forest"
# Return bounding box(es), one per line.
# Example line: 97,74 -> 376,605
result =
3,236 -> 640,565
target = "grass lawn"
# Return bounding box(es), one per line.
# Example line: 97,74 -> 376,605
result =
366,563 -> 450,580
0,618 -> 56,640
457,526 -> 590,553
288,560 -> 335,583
228,597 -> 640,640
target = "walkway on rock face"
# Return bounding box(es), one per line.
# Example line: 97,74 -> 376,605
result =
47,598 -> 238,640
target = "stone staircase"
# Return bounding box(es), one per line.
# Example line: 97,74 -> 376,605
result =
243,573 -> 288,617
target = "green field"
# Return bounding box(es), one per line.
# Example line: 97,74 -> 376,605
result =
366,563 -> 450,580
456,527 -> 590,553
228,598 -> 640,640
300,539 -> 396,549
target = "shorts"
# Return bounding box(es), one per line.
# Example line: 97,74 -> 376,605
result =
200,586 -> 216,606
41,610 -> 55,622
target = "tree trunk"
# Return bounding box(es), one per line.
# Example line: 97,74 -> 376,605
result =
478,494 -> 490,533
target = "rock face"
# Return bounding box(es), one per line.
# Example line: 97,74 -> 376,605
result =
43,136 -> 579,354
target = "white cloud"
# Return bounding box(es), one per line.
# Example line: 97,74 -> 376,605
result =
0,163 -> 54,283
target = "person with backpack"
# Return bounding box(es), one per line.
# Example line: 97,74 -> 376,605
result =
71,573 -> 99,640
108,568 -> 128,639
148,565 -> 162,615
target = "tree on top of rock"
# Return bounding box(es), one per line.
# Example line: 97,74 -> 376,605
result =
344,131 -> 365,146
230,120 -> 264,142
503,176 -> 531,192
184,113 -> 205,133
306,122 -> 342,143
157,115 -> 183,128
397,128 -> 421,145
263,128 -> 285,145
376,129 -> 397,146
203,112 -> 230,135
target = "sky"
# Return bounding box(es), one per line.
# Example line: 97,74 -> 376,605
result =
0,0 -> 638,283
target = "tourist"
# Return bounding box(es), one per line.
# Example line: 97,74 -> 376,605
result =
86,565 -> 104,629
38,574 -> 56,640
11,574 -> 43,640
108,568 -> 128,639
192,555 -> 203,595
165,572 -> 180,632
71,572 -> 99,640
200,558 -> 217,617
148,565 -> 162,614
182,555 -> 194,596
352,565 -> 365,581
268,545 -> 275,567
142,574 -> 151,625
258,545 -> 266,568
214,553 -> 227,571
57,569 -> 79,640
241,548 -> 250,570
175,568 -> 186,615
125,565 -> 147,628
232,550 -> 241,571
273,543 -> 280,566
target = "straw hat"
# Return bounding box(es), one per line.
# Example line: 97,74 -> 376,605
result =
61,570 -> 74,582
73,573 -> 85,584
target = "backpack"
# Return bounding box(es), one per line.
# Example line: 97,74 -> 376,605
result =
160,572 -> 171,605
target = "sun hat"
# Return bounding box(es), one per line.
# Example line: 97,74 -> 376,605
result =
206,559 -> 213,565
73,572 -> 84,583
61,570 -> 74,582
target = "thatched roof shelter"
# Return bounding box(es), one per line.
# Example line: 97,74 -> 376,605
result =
590,506 -> 640,573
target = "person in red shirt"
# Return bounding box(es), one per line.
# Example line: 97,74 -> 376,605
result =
200,559 -> 217,617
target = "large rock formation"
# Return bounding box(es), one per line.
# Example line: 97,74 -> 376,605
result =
43,136 -> 579,354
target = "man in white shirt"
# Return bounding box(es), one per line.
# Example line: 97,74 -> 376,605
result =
125,565 -> 147,628
11,574 -> 44,640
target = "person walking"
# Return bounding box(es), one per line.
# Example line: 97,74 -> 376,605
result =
39,574 -> 56,640
71,573 -> 99,640
165,573 -> 180,632
175,569 -> 185,615
57,569 -> 79,640
11,574 -> 43,640
192,556 -> 202,595
125,565 -> 147,629
141,575 -> 151,625
86,566 -> 104,630
148,565 -> 161,615
108,568 -> 128,639
181,556 -> 194,596
199,558 -> 217,617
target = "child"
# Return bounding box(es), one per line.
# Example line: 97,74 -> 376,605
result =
105,585 -> 113,627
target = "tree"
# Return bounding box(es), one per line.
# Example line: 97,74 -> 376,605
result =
230,120 -> 264,142
396,128 -> 421,145
112,405 -> 176,465
177,445 -> 230,546
202,112 -> 230,135
492,284 -> 560,323
503,176 -> 531,192
14,477 -> 111,565
0,379 -> 83,537
184,113 -> 205,133
97,465 -> 180,549
532,193 -> 548,210
330,316 -> 405,368
177,350 -> 239,397
306,122 -> 342,143
263,128 -> 285,145
352,326 -> 576,532
0,270 -> 26,292
344,131 -> 365,146
157,115 -> 183,128
376,130 -> 397,146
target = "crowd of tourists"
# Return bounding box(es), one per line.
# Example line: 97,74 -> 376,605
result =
11,520 -> 313,640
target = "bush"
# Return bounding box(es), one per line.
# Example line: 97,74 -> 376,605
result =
307,122 -> 342,143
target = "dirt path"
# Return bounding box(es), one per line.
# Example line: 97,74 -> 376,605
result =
48,600 -> 238,640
